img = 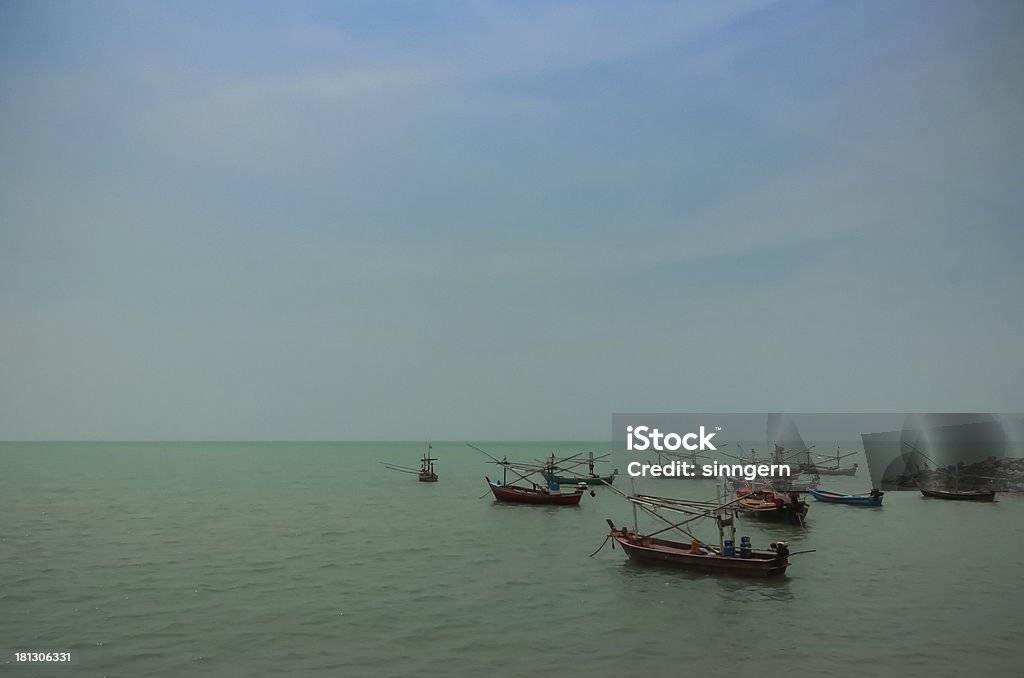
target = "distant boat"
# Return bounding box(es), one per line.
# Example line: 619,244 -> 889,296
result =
735,487 -> 809,525
920,488 -> 996,502
382,446 -> 438,482
547,450 -> 617,486
486,477 -> 583,505
810,488 -> 883,507
728,474 -> 819,494
904,442 -> 997,502
471,445 -> 589,506
801,463 -> 859,476
800,447 -> 859,476
418,451 -> 438,482
549,472 -> 617,485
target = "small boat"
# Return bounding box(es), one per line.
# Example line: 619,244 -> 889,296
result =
810,488 -> 883,507
599,485 -> 804,577
800,447 -> 859,475
902,442 -> 997,502
472,445 -> 595,505
801,463 -> 859,476
920,488 -> 996,502
382,447 -> 439,482
418,452 -> 438,482
606,520 -> 790,577
735,487 -> 809,524
486,477 -> 583,505
728,474 -> 819,494
546,450 -> 617,486
549,473 -> 616,485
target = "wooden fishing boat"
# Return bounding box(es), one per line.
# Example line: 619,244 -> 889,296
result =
920,488 -> 996,502
800,463 -> 858,476
549,472 -> 616,485
728,474 -> 819,494
800,447 -> 859,475
486,477 -> 583,505
809,488 -> 883,507
382,448 -> 439,482
472,445 -> 596,505
735,487 -> 809,524
418,453 -> 438,482
545,450 -> 617,485
901,442 -> 998,502
599,485 -> 804,577
606,521 -> 790,577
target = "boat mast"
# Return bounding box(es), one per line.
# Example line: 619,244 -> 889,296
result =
631,476 -> 638,532
716,480 -> 723,550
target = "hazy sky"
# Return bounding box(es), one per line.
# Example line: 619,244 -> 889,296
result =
2,1 -> 1022,440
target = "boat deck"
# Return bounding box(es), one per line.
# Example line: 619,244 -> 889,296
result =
639,536 -> 778,563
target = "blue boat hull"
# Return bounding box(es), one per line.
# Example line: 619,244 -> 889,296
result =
809,489 -> 882,507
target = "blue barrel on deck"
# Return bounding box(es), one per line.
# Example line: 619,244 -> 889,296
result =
740,536 -> 752,558
723,540 -> 735,557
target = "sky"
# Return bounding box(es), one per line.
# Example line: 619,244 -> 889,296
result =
1,0 -> 1022,440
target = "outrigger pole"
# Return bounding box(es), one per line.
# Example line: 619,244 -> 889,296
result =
604,480 -> 749,546
470,444 -> 558,489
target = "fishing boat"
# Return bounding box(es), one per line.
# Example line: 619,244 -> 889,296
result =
546,450 -> 617,486
382,447 -> 439,482
471,445 -> 588,506
800,447 -> 859,475
809,488 -> 883,507
486,476 -> 584,505
904,443 -> 998,502
919,488 -> 996,502
605,521 -> 790,577
718,444 -> 816,493
598,484 -> 800,577
417,452 -> 438,482
735,487 -> 809,524
549,471 -> 616,485
727,474 -> 819,494
801,463 -> 858,476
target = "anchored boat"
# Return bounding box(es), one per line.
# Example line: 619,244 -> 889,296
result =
606,521 -> 790,577
904,443 -> 998,501
471,445 -> 589,506
486,477 -> 584,505
598,484 -> 801,577
382,447 -> 439,482
920,488 -> 996,502
800,447 -> 859,476
809,488 -> 883,507
546,450 -> 617,486
735,486 -> 809,525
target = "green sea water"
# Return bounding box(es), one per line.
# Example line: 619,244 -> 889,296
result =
2,442 -> 1022,677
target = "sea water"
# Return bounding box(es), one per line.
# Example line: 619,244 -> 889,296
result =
2,442 -> 1022,677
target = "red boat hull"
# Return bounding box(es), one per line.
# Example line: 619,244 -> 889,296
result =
487,479 -> 583,505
